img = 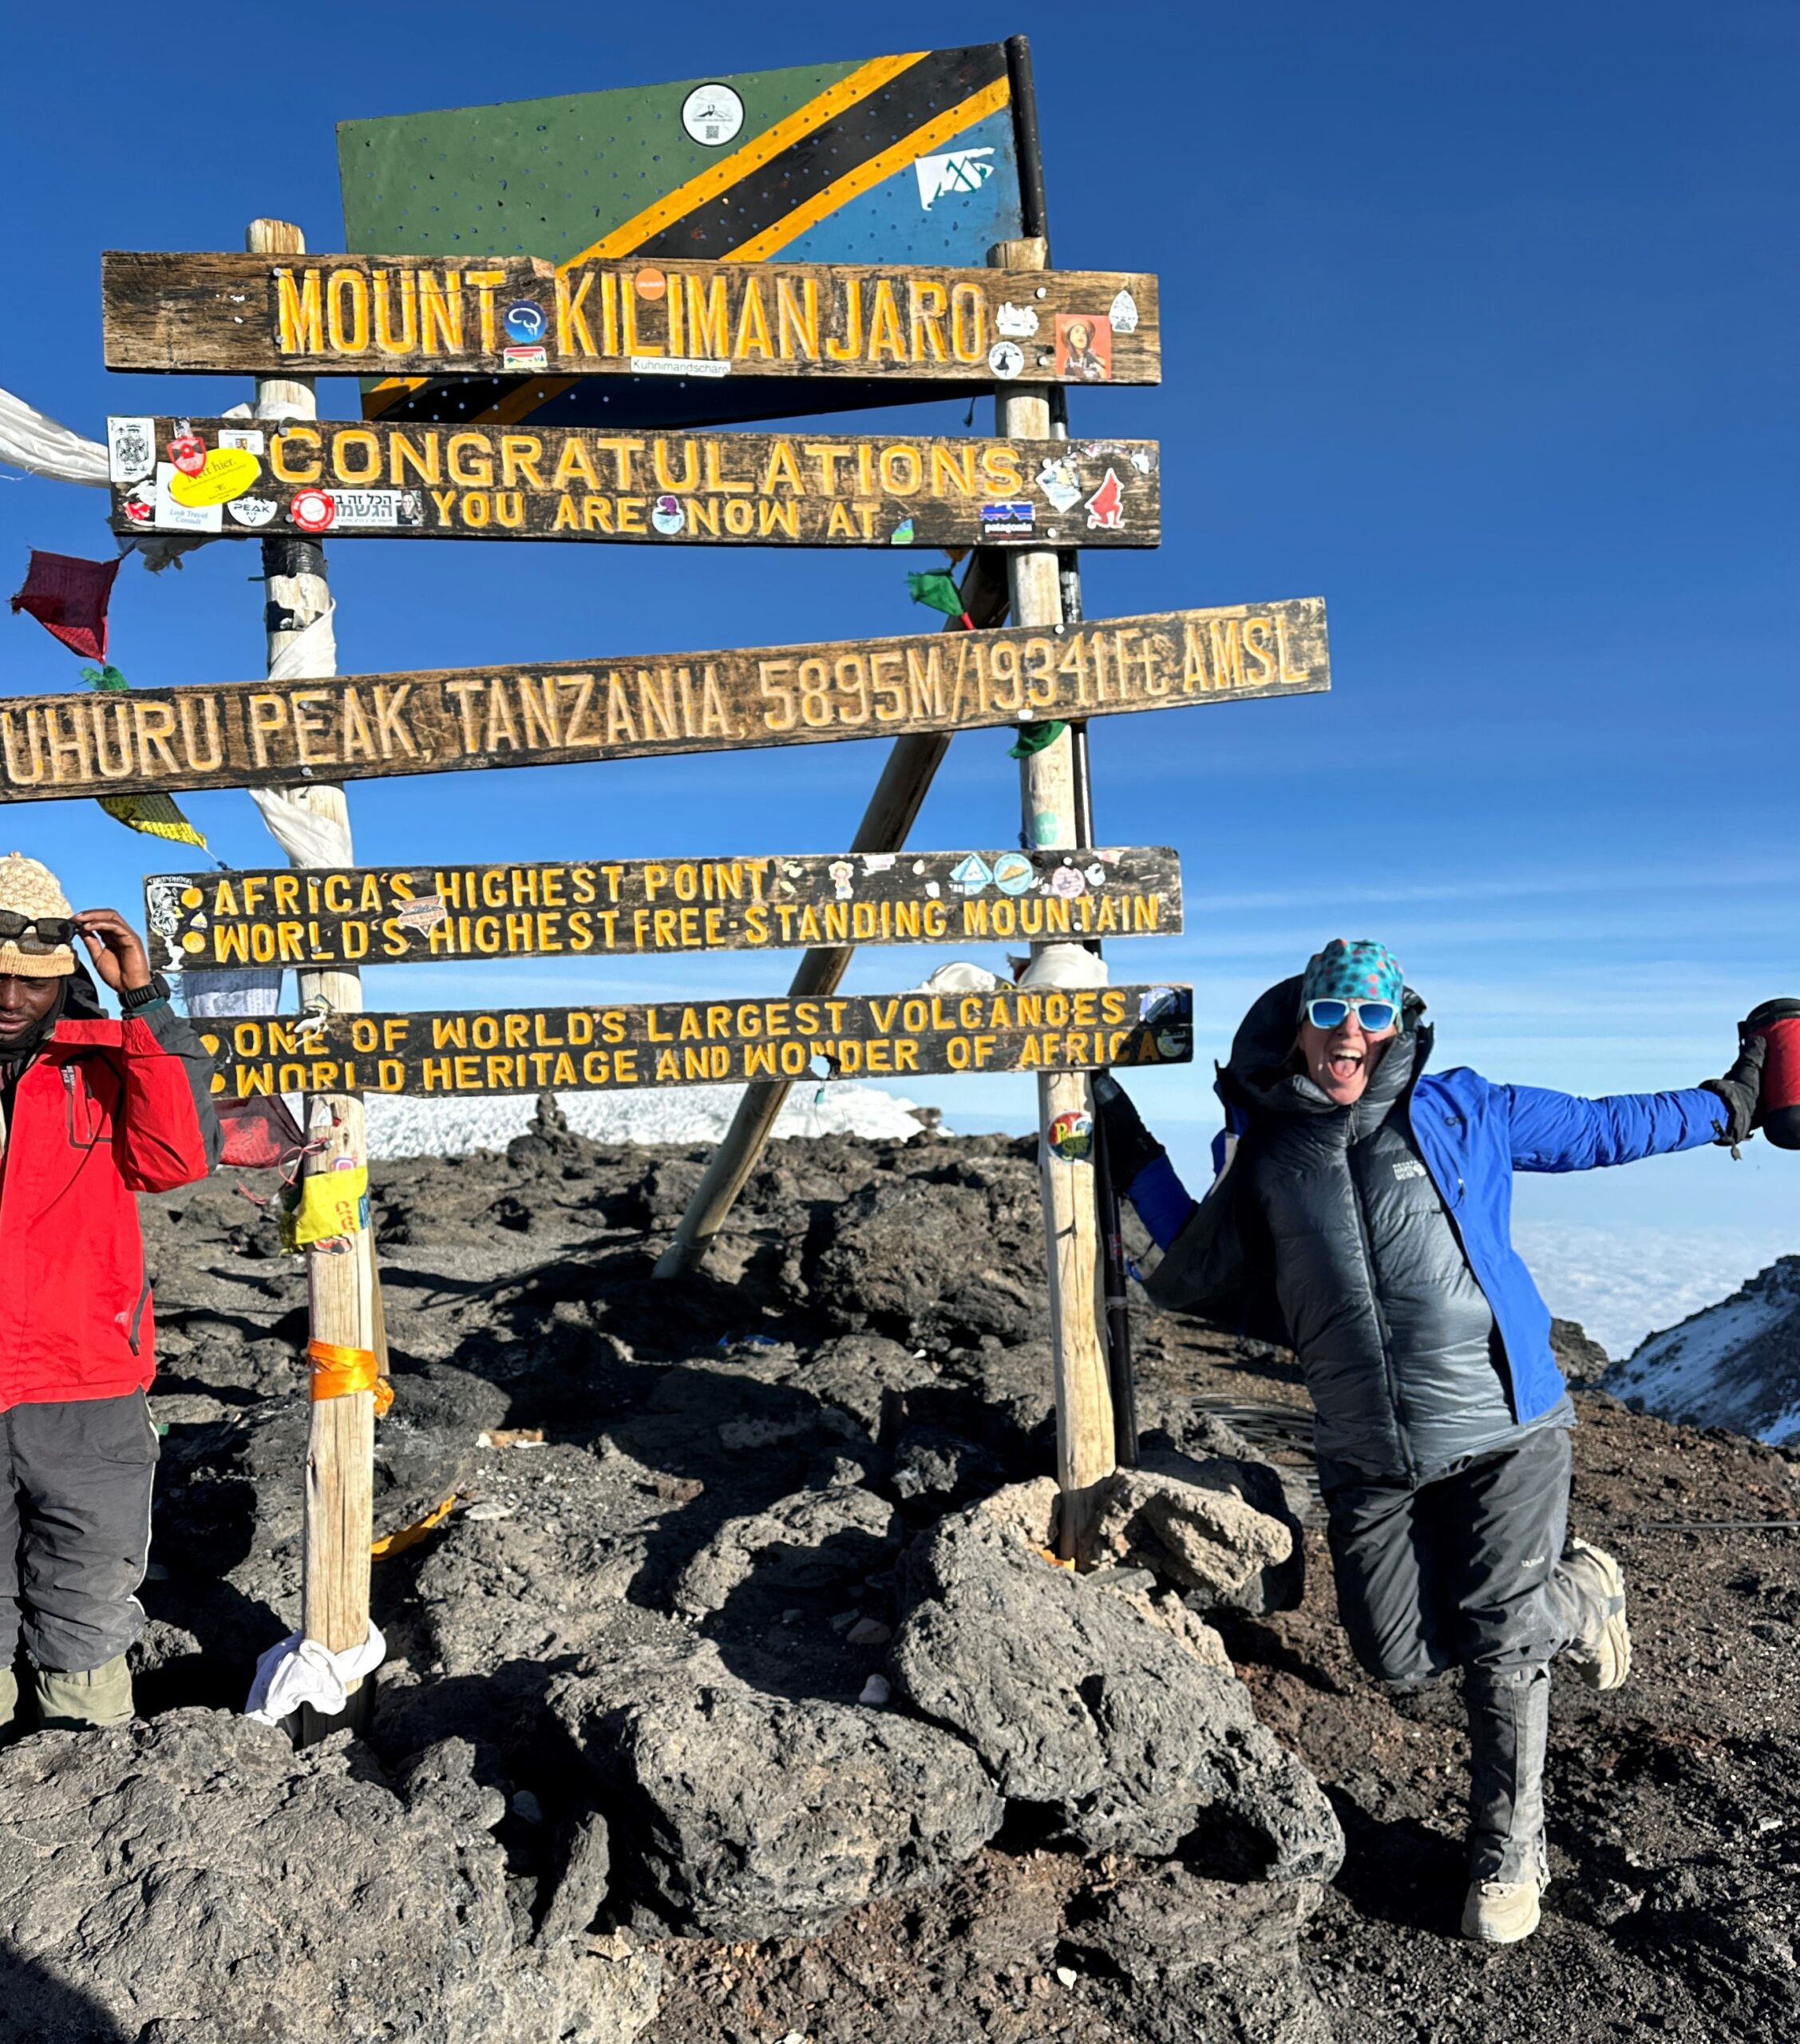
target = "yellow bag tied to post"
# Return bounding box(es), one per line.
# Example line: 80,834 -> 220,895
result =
307,1339 -> 394,1416
281,1167 -> 370,1252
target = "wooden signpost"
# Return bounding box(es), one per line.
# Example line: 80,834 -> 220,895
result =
0,602 -> 1327,802
44,38 -> 1333,1702
102,252 -> 1159,389
105,414 -> 1158,550
145,846 -> 1183,973
194,984 -> 1194,1102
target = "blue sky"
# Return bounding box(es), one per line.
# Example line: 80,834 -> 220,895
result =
2,1 -> 1798,1274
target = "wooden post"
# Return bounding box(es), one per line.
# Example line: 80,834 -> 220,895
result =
651,549 -> 1009,1280
248,218 -> 378,1694
992,236 -> 1115,1559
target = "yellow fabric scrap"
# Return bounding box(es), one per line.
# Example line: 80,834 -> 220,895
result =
97,794 -> 208,849
282,1167 -> 369,1251
371,1494 -> 457,1559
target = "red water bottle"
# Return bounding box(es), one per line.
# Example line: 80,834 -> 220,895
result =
1744,1000 -> 1800,1149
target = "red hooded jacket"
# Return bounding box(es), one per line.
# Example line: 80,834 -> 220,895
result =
0,1002 -> 219,1409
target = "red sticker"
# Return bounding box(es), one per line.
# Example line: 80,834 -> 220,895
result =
121,496 -> 153,525
289,489 -> 336,533
167,431 -> 207,477
1083,468 -> 1124,531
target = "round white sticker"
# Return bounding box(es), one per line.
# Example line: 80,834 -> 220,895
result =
682,84 -> 745,147
987,340 -> 1024,380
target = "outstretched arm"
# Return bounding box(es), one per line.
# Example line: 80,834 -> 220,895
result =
1505,1083 -> 1726,1172
1506,1022 -> 1764,1170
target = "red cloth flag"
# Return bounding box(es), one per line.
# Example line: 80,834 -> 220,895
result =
216,1094 -> 306,1170
10,549 -> 123,661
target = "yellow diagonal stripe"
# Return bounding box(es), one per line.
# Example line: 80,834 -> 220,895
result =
364,374 -> 427,417
724,77 -> 1011,262
564,52 -> 928,270
364,53 -> 932,421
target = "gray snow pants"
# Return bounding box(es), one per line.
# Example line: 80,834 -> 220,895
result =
0,1392 -> 158,1674
1322,1427 -> 1591,1884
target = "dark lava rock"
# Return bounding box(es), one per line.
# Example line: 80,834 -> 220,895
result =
671,1476 -> 900,1618
1063,1863 -> 1331,2042
1551,1316 -> 1612,1385
0,1709 -> 659,2044
550,1620 -> 1003,1940
807,1150 -> 1046,1348
892,1508 -> 1343,1877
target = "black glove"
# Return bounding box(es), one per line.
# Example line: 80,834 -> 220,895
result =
1701,1025 -> 1766,1149
1090,1071 -> 1167,1187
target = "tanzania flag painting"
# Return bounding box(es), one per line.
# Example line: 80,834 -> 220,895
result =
338,45 -> 1027,433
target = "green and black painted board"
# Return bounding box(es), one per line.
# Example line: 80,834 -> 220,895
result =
144,846 -> 1184,972
334,44 -> 1032,430
196,984 -> 1196,1101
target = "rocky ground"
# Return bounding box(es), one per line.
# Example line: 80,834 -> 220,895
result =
2,1111 -> 1797,2042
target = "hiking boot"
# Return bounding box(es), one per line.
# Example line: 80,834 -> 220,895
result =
1556,1539 -> 1631,1690
1461,1876 -> 1544,1944
34,1654 -> 133,1731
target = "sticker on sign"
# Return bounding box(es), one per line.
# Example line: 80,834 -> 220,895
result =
681,82 -> 744,146
106,417 -> 155,484
629,355 -> 731,378
331,489 -> 424,529
915,146 -> 996,211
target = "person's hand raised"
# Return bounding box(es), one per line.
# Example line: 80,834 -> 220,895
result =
72,909 -> 152,994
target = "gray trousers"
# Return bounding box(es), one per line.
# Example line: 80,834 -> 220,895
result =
1323,1427 -> 1587,1884
0,1393 -> 158,1674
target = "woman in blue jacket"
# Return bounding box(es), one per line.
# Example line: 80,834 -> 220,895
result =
1094,939 -> 1762,1946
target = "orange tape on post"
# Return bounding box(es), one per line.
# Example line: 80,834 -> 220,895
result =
307,1339 -> 394,1416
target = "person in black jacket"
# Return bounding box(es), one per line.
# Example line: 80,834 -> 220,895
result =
1095,938 -> 1762,1943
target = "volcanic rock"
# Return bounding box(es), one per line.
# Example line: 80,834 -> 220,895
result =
0,1709 -> 659,2044
671,1476 -> 901,1618
892,1507 -> 1343,1875
1090,1458 -> 1295,1609
550,1619 -> 1003,1939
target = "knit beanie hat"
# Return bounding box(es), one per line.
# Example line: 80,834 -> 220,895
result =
1300,937 -> 1403,1016
0,854 -> 76,978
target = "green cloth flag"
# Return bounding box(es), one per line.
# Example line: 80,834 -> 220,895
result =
906,571 -> 969,622
1008,722 -> 1067,759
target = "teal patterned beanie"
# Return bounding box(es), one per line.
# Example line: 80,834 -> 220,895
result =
1300,938 -> 1404,1016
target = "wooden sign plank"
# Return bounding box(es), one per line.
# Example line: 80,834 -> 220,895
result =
145,846 -> 1183,975
105,415 -> 1157,549
101,252 -> 1158,388
196,984 -> 1195,1101
0,603 -> 1326,806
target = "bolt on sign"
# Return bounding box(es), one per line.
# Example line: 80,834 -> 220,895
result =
144,846 -> 1183,973
101,252 -> 1160,397
196,985 -> 1195,1101
106,414 -> 1158,549
0,604 -> 1328,804
334,46 -> 1031,432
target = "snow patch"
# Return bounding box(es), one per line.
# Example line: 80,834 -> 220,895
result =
362,1081 -> 935,1160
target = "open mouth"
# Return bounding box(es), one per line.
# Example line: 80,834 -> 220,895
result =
1325,1050 -> 1365,1084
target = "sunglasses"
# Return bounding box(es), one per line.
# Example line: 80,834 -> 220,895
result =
0,913 -> 74,947
1304,997 -> 1398,1033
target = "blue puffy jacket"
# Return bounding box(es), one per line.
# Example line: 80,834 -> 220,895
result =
1141,976 -> 1727,1427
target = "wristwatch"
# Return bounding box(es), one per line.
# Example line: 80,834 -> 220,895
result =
120,974 -> 171,1012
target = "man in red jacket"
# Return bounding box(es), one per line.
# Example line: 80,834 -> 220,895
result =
0,854 -> 218,1735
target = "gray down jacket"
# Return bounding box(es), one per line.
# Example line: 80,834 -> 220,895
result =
1153,981 -> 1570,1484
